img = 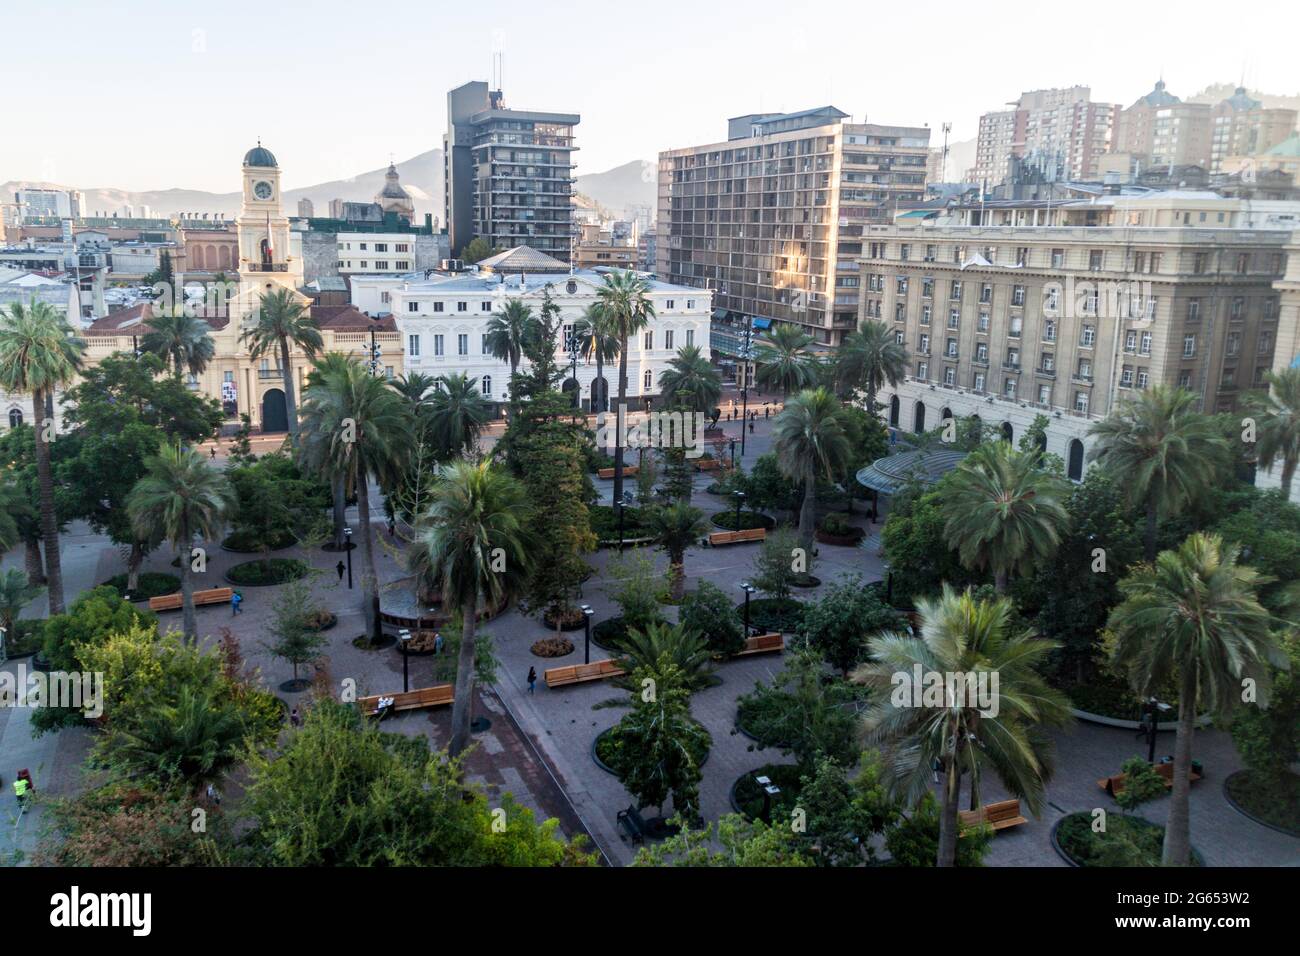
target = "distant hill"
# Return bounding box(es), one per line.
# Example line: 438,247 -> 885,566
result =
575,160 -> 656,219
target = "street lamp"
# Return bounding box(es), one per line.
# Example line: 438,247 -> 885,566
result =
740,581 -> 756,636
733,489 -> 745,530
399,629 -> 412,693
729,437 -> 738,470
343,527 -> 353,589
739,321 -> 754,457
580,604 -> 594,665
881,559 -> 893,606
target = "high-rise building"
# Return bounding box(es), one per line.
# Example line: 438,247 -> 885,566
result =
443,81 -> 579,262
1261,232 -> 1300,501
1210,87 -> 1299,174
1113,80 -> 1212,169
15,187 -> 83,220
972,87 -> 1117,186
656,106 -> 929,346
859,191 -> 1288,476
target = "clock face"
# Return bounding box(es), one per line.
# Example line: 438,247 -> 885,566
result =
253,180 -> 273,200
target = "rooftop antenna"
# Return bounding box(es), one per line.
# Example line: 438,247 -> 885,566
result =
940,122 -> 952,183
492,50 -> 504,92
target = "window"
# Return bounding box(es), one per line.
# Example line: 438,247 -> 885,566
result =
917,362 -> 928,380
1137,369 -> 1150,389
481,301 -> 492,312
1006,348 -> 1020,368
433,302 -> 445,313
408,334 -> 420,357
1008,316 -> 1022,338
396,261 -> 410,270
1051,248 -> 1064,268
1080,325 -> 1095,348
408,301 -> 420,313
457,301 -> 468,312
481,375 -> 492,396
980,283 -> 993,304
359,242 -> 368,251
978,312 -> 990,332
899,244 -> 910,261
944,367 -> 956,386
1075,392 -> 1089,414
950,280 -> 962,301
1139,332 -> 1152,355
458,334 -> 468,356
686,329 -> 694,347
1179,371 -> 1192,388
946,338 -> 958,357
1038,384 -> 1051,404
896,277 -> 908,294
481,334 -> 489,354
948,308 -> 960,329
1089,250 -> 1104,272
1226,332 -> 1240,357
1016,247 -> 1030,266
1040,352 -> 1054,372
895,330 -> 904,345
1193,252 -> 1208,274
434,334 -> 445,356
644,330 -> 653,349
1183,334 -> 1196,358
1125,331 -> 1137,352
1004,378 -> 1017,399
1222,368 -> 1236,388
1258,331 -> 1273,354
665,299 -> 675,309
1043,320 -> 1056,342
1187,298 -> 1200,321
922,278 -> 934,298
1012,285 -> 1025,307
1265,298 -> 1278,321
973,372 -> 986,392
686,299 -> 695,309
1044,288 -> 1060,312
1235,252 -> 1250,274
1077,359 -> 1092,380
1230,297 -> 1245,321
1121,366 -> 1134,387
665,330 -> 674,350
895,302 -> 906,322
643,369 -> 653,389
918,334 -> 930,353
381,291 -> 391,304
396,243 -> 409,253
374,243 -> 388,253
374,261 -> 389,271
975,343 -> 989,362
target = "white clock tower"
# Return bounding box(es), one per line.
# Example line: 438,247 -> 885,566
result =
235,142 -> 302,307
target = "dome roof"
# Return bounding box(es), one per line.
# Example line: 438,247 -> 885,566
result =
244,144 -> 278,167
379,162 -> 410,199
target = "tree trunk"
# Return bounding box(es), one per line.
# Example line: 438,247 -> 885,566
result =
279,336 -> 298,443
179,516 -> 197,643
669,555 -> 685,603
1162,669 -> 1197,866
613,340 -> 629,511
937,758 -> 962,867
798,460 -> 817,554
1144,497 -> 1158,564
994,569 -> 1009,594
24,538 -> 45,587
1281,455 -> 1296,501
331,475 -> 346,548
595,353 -> 605,413
127,540 -> 144,592
449,597 -> 479,757
32,388 -> 64,615
356,474 -> 381,644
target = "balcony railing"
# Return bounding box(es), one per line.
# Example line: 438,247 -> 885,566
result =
1035,367 -> 1056,379
1002,361 -> 1021,371
245,262 -> 288,273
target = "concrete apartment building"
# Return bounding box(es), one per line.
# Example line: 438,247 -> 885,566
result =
1210,87 -> 1299,174
1259,232 -> 1300,501
858,190 -> 1289,479
444,81 -> 579,263
656,106 -> 930,347
573,221 -> 637,270
971,87 -> 1117,186
1112,80 -> 1213,170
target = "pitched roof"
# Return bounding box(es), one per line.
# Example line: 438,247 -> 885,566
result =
311,304 -> 396,331
477,245 -> 570,274
84,302 -> 231,335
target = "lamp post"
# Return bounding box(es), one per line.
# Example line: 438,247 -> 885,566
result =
399,629 -> 411,693
580,603 -> 594,665
729,437 -> 738,470
733,489 -> 745,530
739,321 -> 754,457
343,527 -> 353,589
755,773 -> 781,822
740,581 -> 756,636
1142,697 -> 1171,764
367,318 -> 383,376
567,328 -> 581,410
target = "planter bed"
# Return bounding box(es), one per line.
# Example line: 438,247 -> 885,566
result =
224,559 -> 310,587
590,615 -> 668,653
1052,812 -> 1203,867
730,763 -> 804,822
1223,769 -> 1300,838
815,527 -> 866,546
221,531 -> 298,554
101,572 -> 181,601
531,637 -> 575,659
543,607 -> 588,632
711,511 -> 777,532
593,722 -> 711,776
735,597 -> 805,634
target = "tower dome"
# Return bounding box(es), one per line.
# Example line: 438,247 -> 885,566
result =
376,162 -> 415,219
244,143 -> 279,167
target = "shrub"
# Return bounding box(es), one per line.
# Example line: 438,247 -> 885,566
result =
1055,812 -> 1193,867
738,597 -> 806,634
608,551 -> 664,631
799,576 -> 906,676
100,572 -> 182,601
711,510 -> 775,532
680,582 -> 745,657
531,637 -> 574,658
589,505 -> 651,541
885,792 -> 992,867
1114,756 -> 1168,812
225,559 -> 310,587
817,512 -> 855,537
733,763 -> 803,822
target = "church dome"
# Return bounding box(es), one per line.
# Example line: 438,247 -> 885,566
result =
375,162 -> 414,217
244,144 -> 279,167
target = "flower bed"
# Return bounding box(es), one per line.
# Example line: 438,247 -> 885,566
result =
225,559 -> 310,587
735,597 -> 805,633
1052,812 -> 1203,867
593,721 -> 711,776
303,610 -> 337,632
531,637 -> 575,658
711,511 -> 777,532
731,764 -> 804,822
542,606 -> 587,632
1223,769 -> 1300,837
100,572 -> 181,601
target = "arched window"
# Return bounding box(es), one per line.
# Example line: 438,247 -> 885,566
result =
1001,422 -> 1014,443
644,369 -> 653,390
190,245 -> 205,270
1068,439 -> 1085,482
941,407 -> 953,420
889,395 -> 900,427
914,401 -> 926,434
481,375 -> 491,396
7,408 -> 22,428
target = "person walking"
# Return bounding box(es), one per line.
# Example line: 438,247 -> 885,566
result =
289,706 -> 302,727
527,666 -> 537,694
433,630 -> 444,655
13,773 -> 30,810
231,590 -> 243,616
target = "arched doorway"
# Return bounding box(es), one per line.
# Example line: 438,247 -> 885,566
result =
1001,422 -> 1014,443
590,376 -> 609,414
1067,439 -> 1085,482
941,407 -> 953,420
8,408 -> 22,428
889,394 -> 900,427
261,388 -> 288,433
914,401 -> 926,434
561,377 -> 580,409
259,238 -> 273,268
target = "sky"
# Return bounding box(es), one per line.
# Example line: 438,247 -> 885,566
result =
2,0 -> 1297,193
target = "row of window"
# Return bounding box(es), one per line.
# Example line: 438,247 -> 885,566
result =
407,328 -> 697,357
869,241 -> 1278,275
402,298 -> 700,315
338,242 -> 410,253
339,260 -> 411,271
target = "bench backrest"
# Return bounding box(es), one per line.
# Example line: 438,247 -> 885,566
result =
196,587 -> 233,600
984,799 -> 1022,822
545,665 -> 578,683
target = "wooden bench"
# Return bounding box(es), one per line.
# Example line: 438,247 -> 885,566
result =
597,465 -> 639,479
544,659 -> 626,688
959,798 -> 1028,834
357,683 -> 454,717
617,805 -> 649,844
734,632 -> 784,656
1098,760 -> 1202,797
707,527 -> 767,547
693,458 -> 722,472
148,587 -> 234,612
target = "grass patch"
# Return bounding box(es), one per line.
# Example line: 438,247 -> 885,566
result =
101,572 -> 180,601
1224,770 -> 1300,837
225,558 -> 310,587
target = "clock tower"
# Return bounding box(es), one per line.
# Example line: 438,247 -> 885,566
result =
235,142 -> 302,304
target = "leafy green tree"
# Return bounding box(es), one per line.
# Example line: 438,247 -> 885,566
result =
632,813 -> 811,867
575,303 -> 617,413
0,567 -> 42,636
126,442 -> 236,641
751,527 -> 803,601
606,549 -> 665,635
1211,489 -> 1300,614
1230,632 -> 1299,794
797,753 -> 901,866
612,663 -> 709,818
880,475 -> 978,604
853,587 -> 1072,866
459,236 -> 498,264
410,461 -> 534,755
0,298 -> 85,612
62,352 -> 223,443
800,575 -> 906,676
745,452 -> 800,514
773,388 -> 852,551
1089,385 -> 1228,561
834,318 -> 907,406
884,791 -> 993,867
754,323 -> 818,396
643,501 -> 708,602
596,270 -> 655,513
941,441 -> 1071,593
657,345 -> 722,414
1114,756 -> 1169,812
112,684 -> 246,791
241,288 -> 323,443
680,581 -> 744,657
140,306 -> 216,379
1107,532 -> 1283,866
1241,367 -> 1300,498
263,578 -> 329,685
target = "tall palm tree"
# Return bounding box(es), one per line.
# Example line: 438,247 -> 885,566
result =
484,299 -> 536,397
942,442 -> 1071,593
426,372 -> 490,459
1241,367 -> 1300,499
140,307 -> 215,379
1088,385 -> 1227,562
772,388 -> 852,552
576,303 -> 618,413
1108,532 -> 1281,866
410,461 -> 533,755
643,502 -> 709,602
241,288 -> 323,443
299,358 -> 409,643
852,586 -> 1072,866
597,271 -> 656,512
0,298 -> 85,614
657,344 -> 722,416
754,323 -> 818,397
304,352 -> 356,549
835,318 -> 908,407
390,371 -> 438,409
126,442 -> 235,642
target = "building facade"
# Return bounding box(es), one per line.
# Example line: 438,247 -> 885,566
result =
656,107 -> 929,346
1113,80 -> 1212,170
972,87 -> 1117,186
1211,87 -> 1299,175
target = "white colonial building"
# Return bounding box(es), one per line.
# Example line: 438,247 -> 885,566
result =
352,247 -> 712,412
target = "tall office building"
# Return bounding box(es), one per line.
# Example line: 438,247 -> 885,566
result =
972,87 -> 1117,186
1113,80 -> 1212,169
656,107 -> 929,346
443,81 -> 579,262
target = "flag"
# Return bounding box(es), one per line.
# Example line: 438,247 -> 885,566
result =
266,212 -> 274,257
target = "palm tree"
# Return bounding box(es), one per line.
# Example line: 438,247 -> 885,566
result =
772,388 -> 852,552
611,621 -> 714,695
643,502 -> 709,602
576,303 -> 618,414
304,352 -> 356,549
126,442 -> 235,642
426,372 -> 490,459
597,270 -> 655,512
1241,367 -> 1300,499
410,461 -> 533,755
1108,532 -> 1281,866
657,345 -> 722,416
942,442 -> 1071,593
0,298 -> 85,614
391,371 -> 438,409
484,299 -> 536,398
299,357 -> 409,644
1088,385 -> 1227,562
140,307 -> 215,379
754,324 -> 818,397
835,318 -> 908,408
241,288 -> 323,443
115,685 -> 245,790
852,586 -> 1072,866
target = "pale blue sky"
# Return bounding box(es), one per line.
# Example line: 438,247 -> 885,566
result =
2,0 -> 1295,191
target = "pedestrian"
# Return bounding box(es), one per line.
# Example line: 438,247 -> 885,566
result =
206,782 -> 221,805
290,706 -> 301,727
433,630 -> 444,655
231,590 -> 243,615
13,775 -> 29,809
387,518 -> 396,538
210,447 -> 217,460
527,666 -> 537,694
764,406 -> 770,419
748,419 -> 755,433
